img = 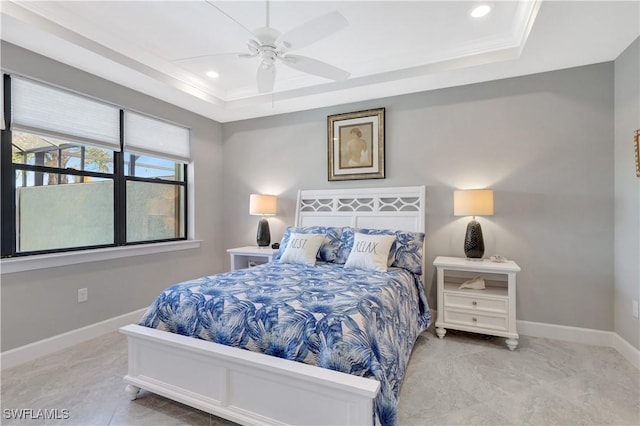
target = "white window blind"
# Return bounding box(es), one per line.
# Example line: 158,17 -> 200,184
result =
10,76 -> 120,150
124,111 -> 190,163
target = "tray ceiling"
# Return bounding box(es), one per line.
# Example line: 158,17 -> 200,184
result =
1,1 -> 638,122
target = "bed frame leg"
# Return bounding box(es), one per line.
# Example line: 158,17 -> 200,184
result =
125,384 -> 141,400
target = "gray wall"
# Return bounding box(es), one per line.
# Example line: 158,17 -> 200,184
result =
614,37 -> 640,349
222,62 -> 615,332
1,42 -> 224,351
1,42 -> 627,351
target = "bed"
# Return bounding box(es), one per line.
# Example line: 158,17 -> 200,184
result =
120,186 -> 430,426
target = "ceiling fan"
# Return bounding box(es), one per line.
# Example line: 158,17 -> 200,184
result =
176,1 -> 351,94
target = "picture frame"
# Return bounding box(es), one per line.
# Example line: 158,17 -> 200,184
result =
635,129 -> 640,178
327,108 -> 385,181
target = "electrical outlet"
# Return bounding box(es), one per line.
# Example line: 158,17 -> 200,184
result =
78,288 -> 88,303
633,300 -> 639,320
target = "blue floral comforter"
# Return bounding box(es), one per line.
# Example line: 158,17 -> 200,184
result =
140,261 -> 431,425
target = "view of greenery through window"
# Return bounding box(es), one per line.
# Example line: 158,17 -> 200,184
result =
12,131 -> 114,183
9,132 -> 186,254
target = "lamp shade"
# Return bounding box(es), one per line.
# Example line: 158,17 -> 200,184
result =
249,194 -> 277,216
454,189 -> 494,217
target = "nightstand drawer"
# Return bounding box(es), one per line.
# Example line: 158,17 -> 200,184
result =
443,309 -> 508,332
443,292 -> 508,314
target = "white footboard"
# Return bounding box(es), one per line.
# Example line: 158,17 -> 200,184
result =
119,324 -> 380,426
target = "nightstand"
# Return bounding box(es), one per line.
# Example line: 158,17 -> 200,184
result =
434,256 -> 521,350
227,246 -> 279,271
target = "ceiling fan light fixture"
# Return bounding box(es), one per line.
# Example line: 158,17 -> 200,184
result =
470,4 -> 492,18
260,50 -> 277,66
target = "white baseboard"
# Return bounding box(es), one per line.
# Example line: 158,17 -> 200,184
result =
2,313 -> 637,370
517,320 -> 614,346
612,332 -> 640,369
517,320 -> 639,369
0,308 -> 146,370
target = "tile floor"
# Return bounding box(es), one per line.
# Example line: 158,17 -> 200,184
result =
1,329 -> 638,425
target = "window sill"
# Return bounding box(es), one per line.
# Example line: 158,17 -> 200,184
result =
0,240 -> 202,274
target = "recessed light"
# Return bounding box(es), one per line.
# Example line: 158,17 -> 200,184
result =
470,4 -> 492,18
205,71 -> 219,79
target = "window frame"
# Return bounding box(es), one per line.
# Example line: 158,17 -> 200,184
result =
122,161 -> 189,245
1,74 -> 190,259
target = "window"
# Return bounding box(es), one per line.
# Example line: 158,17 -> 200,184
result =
12,132 -> 116,252
125,153 -> 186,243
1,74 -> 190,258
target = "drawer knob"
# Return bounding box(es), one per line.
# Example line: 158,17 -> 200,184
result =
472,317 -> 478,322
472,301 -> 478,306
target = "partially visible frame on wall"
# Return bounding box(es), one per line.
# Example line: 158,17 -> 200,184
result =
635,129 -> 640,177
327,108 -> 385,181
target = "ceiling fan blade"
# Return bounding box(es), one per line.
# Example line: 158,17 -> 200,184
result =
247,39 -> 260,51
276,11 -> 348,51
257,62 -> 276,93
281,54 -> 350,81
236,39 -> 261,58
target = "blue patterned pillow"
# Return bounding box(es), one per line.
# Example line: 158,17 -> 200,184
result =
336,227 -> 425,275
276,226 -> 344,262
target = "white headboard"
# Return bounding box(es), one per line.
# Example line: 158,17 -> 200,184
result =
295,186 -> 425,233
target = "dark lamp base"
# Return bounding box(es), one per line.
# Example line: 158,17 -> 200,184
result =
256,218 -> 271,247
464,219 -> 485,259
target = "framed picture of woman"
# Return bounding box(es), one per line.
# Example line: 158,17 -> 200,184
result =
327,108 -> 385,181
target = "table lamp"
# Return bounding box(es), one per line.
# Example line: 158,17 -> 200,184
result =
454,189 -> 494,259
249,194 -> 277,247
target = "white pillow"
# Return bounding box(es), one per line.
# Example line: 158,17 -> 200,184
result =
279,233 -> 326,266
344,233 -> 396,272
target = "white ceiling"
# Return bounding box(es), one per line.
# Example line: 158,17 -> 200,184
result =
1,1 -> 638,123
